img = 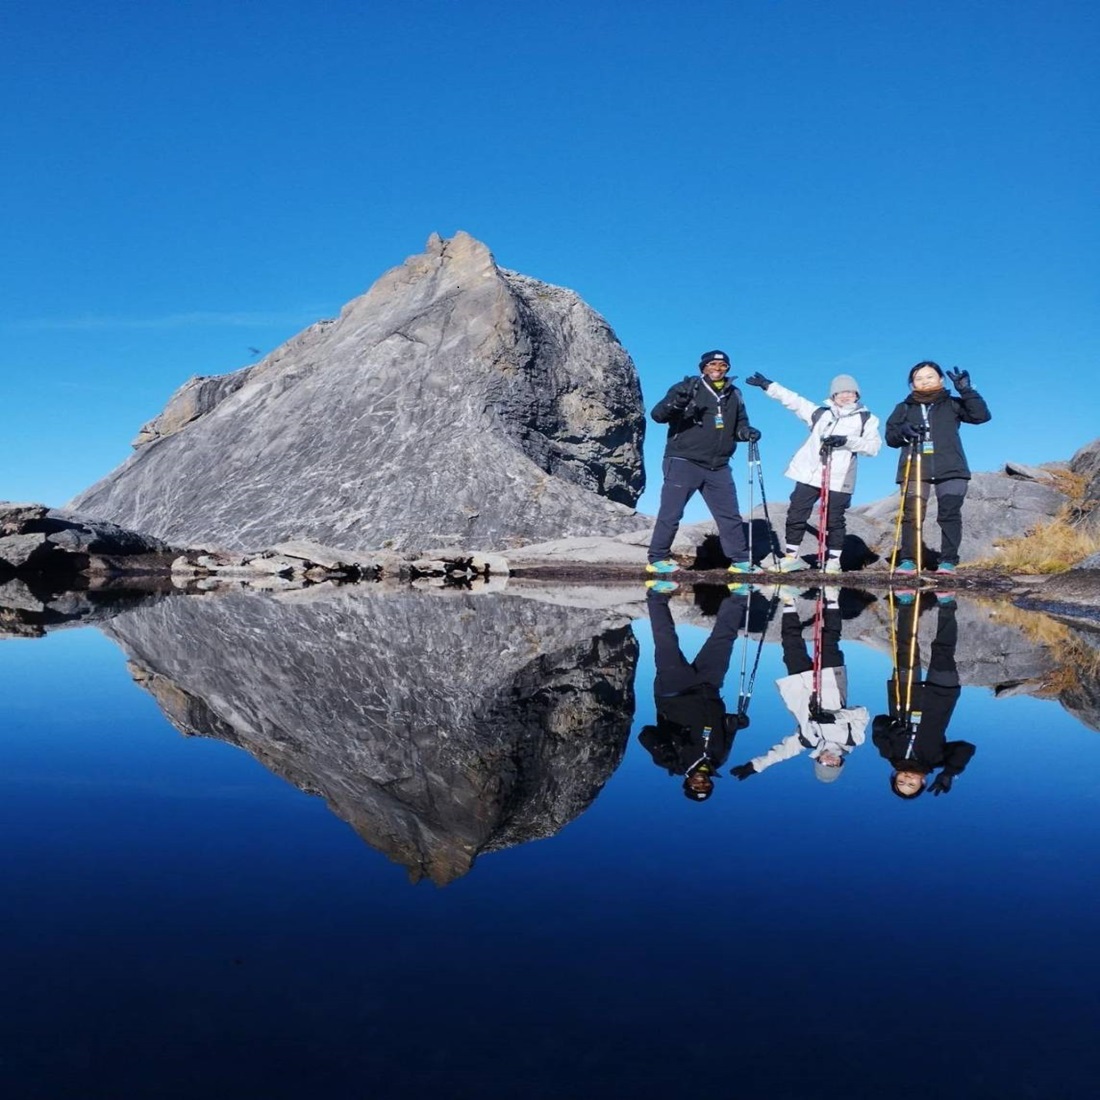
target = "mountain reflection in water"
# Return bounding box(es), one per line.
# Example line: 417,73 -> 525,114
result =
102,585 -> 638,884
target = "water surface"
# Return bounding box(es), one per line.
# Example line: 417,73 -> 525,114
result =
1,583 -> 1097,1098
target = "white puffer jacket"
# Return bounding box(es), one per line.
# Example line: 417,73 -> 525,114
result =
747,666 -> 869,774
764,382 -> 882,492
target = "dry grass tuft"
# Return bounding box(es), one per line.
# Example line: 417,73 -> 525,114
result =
987,517 -> 1100,573
1042,467 -> 1091,502
982,468 -> 1100,573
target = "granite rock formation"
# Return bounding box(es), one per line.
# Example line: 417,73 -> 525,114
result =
101,585 -> 638,884
71,232 -> 648,553
0,501 -> 174,579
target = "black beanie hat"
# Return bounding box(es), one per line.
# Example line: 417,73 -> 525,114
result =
908,361 -> 944,384
699,349 -> 731,371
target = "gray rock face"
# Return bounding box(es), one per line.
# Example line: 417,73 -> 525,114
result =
71,232 -> 648,553
101,585 -> 638,884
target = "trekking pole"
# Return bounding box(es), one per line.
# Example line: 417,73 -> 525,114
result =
751,440 -> 780,566
817,446 -> 833,571
746,441 -> 756,570
913,431 -> 925,576
890,444 -> 915,574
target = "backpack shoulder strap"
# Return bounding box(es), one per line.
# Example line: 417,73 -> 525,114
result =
813,407 -> 871,434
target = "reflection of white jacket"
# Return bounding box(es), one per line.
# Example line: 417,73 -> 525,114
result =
764,382 -> 882,493
748,668 -> 869,773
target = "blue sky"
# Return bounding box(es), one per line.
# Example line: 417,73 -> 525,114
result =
2,0 -> 1096,518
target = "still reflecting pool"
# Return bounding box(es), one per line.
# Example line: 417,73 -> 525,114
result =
1,582 -> 1097,1098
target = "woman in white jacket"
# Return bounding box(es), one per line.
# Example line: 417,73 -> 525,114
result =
745,372 -> 881,573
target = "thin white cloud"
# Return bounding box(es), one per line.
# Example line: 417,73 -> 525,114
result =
11,309 -> 329,331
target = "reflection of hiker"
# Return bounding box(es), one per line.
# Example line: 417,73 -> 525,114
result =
872,592 -> 975,799
745,372 -> 881,573
731,587 -> 868,784
884,361 -> 991,576
639,586 -> 750,801
646,350 -> 760,577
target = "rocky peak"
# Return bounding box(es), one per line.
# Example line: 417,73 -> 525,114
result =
71,233 -> 648,553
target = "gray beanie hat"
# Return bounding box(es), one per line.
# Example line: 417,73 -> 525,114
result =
813,759 -> 845,784
829,374 -> 860,398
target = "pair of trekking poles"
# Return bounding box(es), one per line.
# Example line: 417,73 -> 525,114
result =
733,436 -> 832,729
746,437 -> 837,573
888,433 -> 927,575
748,437 -> 831,576
887,587 -> 923,747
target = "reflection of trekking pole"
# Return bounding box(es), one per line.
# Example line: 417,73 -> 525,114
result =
736,588 -> 780,722
750,440 -> 780,565
817,446 -> 833,571
807,587 -> 833,721
888,590 -> 922,746
890,444 -> 915,573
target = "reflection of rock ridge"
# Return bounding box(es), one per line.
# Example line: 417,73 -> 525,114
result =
102,586 -> 636,884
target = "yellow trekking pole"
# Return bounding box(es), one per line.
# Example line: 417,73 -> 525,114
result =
890,445 -> 914,574
913,433 -> 925,576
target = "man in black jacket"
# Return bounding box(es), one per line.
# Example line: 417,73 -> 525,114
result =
638,584 -> 751,801
646,350 -> 761,576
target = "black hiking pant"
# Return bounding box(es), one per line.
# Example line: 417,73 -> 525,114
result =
899,478 -> 968,566
781,604 -> 844,676
649,457 -> 749,563
649,586 -> 747,697
786,480 -> 851,554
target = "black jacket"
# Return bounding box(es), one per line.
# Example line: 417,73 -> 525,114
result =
652,375 -> 751,470
872,683 -> 975,777
639,688 -> 737,775
884,390 -> 991,483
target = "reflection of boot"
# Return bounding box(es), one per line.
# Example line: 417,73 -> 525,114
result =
646,580 -> 679,595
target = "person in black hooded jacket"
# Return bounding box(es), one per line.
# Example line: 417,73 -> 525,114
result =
646,350 -> 761,576
872,591 -> 975,799
884,361 -> 991,576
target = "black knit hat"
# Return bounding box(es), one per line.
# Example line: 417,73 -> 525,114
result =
908,360 -> 944,384
698,349 -> 731,371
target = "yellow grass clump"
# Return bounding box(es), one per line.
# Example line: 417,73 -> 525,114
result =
981,469 -> 1100,573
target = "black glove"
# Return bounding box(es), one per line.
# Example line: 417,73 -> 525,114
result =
745,372 -> 772,390
898,423 -> 923,443
731,763 -> 757,780
672,382 -> 696,410
929,773 -> 954,796
738,426 -> 762,443
946,367 -> 972,393
820,435 -> 847,450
